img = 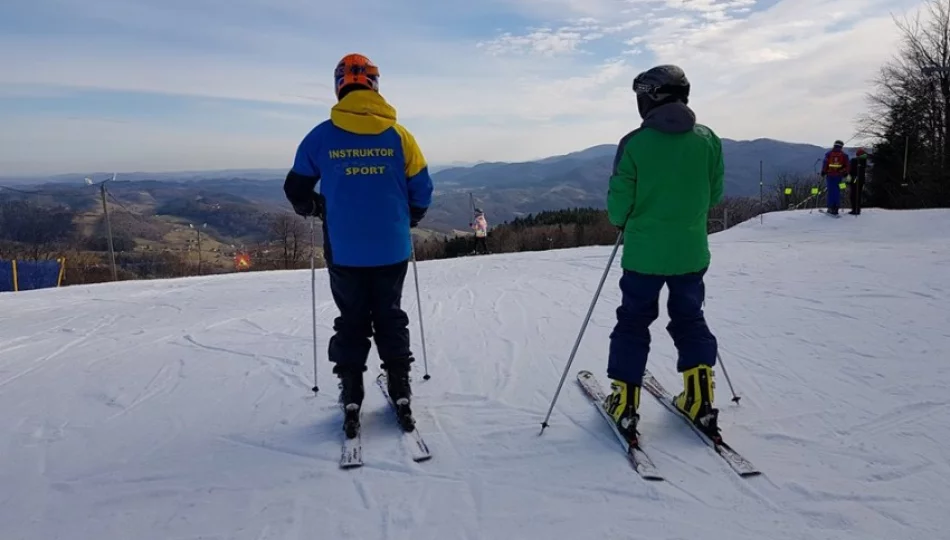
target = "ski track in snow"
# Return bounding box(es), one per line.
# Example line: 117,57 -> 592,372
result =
1,208 -> 950,539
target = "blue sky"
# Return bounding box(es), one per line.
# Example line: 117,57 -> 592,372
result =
0,0 -> 925,175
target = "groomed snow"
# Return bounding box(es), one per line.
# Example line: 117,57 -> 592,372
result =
2,208 -> 949,539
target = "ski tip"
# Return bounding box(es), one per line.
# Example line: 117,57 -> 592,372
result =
576,370 -> 593,379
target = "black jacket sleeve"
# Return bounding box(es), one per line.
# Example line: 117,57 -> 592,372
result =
283,170 -> 322,217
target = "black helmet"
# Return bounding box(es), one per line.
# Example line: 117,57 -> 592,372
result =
632,65 -> 690,117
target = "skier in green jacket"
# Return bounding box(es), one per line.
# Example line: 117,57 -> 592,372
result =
604,64 -> 724,444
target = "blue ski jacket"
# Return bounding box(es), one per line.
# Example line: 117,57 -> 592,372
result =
284,90 -> 433,267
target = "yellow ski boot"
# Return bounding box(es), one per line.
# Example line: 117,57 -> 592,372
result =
673,365 -> 720,438
605,380 -> 641,443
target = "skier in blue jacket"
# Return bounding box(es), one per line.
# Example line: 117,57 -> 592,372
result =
283,53 -> 433,436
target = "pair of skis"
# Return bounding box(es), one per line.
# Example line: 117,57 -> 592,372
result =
577,370 -> 760,481
340,373 -> 432,469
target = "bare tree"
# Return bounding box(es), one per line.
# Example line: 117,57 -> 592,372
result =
0,199 -> 76,261
862,0 -> 950,207
270,214 -> 308,269
770,172 -> 824,209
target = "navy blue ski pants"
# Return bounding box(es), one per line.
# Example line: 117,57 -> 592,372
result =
607,269 -> 718,386
826,176 -> 843,209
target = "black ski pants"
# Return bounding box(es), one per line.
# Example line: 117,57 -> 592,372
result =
327,260 -> 413,376
850,178 -> 864,214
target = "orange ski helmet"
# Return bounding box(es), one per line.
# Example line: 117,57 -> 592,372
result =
334,53 -> 379,98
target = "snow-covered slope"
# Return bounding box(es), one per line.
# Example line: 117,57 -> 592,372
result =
2,208 -> 949,540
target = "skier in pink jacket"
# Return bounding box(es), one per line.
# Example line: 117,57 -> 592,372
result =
471,208 -> 489,255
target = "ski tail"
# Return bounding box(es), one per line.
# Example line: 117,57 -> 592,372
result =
576,370 -> 663,481
376,373 -> 431,462
340,406 -> 363,469
642,369 -> 760,477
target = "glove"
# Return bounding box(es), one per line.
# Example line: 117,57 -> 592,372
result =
409,206 -> 427,228
293,193 -> 325,219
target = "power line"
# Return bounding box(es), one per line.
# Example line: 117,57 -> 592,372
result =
0,182 -> 91,196
0,184 -> 45,195
106,191 -> 154,224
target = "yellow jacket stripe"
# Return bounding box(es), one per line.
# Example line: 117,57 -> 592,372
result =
393,123 -> 427,179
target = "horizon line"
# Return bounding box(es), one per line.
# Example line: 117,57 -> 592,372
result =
1,136 -> 858,180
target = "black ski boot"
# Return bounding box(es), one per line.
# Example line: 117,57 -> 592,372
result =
338,370 -> 364,439
386,367 -> 415,432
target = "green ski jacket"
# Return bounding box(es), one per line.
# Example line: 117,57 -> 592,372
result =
607,102 -> 724,275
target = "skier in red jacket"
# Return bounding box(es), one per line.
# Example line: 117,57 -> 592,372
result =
821,140 -> 850,216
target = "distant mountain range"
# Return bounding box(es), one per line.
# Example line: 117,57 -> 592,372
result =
423,138 -> 852,230
1,138 -> 856,233
433,138 -> 841,195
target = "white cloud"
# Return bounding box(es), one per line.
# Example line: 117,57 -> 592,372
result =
495,0 -> 621,18
472,0 -> 774,63
475,17 -> 638,56
468,0 -> 924,150
477,28 -> 599,56
0,0 -> 932,174
630,0 -> 921,146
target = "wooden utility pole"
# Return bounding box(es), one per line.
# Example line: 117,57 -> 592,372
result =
86,175 -> 118,281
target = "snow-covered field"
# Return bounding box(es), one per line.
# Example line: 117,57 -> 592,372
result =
2,208 -> 949,540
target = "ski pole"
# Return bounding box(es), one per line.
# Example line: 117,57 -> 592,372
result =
704,299 -> 741,404
716,351 -> 741,404
310,216 -> 319,394
759,178 -> 764,225
410,240 -> 431,380
540,230 -> 623,435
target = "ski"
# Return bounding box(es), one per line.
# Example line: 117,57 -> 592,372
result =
576,370 -> 663,481
376,373 -> 432,462
641,369 -> 760,477
340,407 -> 363,469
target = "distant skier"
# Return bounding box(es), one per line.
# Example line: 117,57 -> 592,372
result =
471,208 -> 489,254
821,140 -> 850,216
848,148 -> 869,215
282,53 -> 433,436
604,64 -> 724,443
